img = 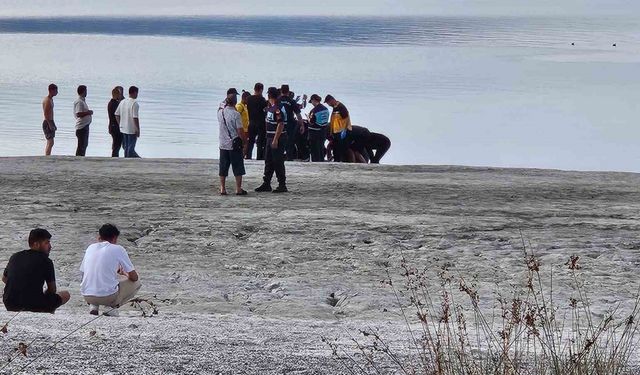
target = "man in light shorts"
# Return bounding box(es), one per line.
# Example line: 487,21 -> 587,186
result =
80,224 -> 141,316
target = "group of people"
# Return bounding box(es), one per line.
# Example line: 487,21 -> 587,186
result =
42,84 -> 142,157
216,83 -> 392,195
40,82 -> 391,164
2,225 -> 141,316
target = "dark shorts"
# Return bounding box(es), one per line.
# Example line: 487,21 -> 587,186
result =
42,120 -> 57,140
4,293 -> 63,313
219,149 -> 246,177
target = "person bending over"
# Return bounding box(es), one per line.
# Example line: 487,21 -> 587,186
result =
2,229 -> 70,313
348,125 -> 372,163
366,132 -> 391,164
80,224 -> 141,317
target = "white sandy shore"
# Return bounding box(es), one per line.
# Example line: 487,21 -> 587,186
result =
0,157 -> 639,374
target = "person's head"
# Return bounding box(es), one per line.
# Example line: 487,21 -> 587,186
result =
267,87 -> 279,103
28,228 -> 52,255
116,86 -> 124,100
254,82 -> 264,95
111,86 -> 122,100
77,85 -> 87,98
324,94 -> 337,107
226,94 -> 238,107
309,94 -> 322,106
48,83 -> 58,97
241,91 -> 250,104
98,223 -> 120,244
280,84 -> 290,96
129,86 -> 139,99
226,88 -> 239,100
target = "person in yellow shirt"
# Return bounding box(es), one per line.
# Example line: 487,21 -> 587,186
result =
236,91 -> 250,157
325,94 -> 352,162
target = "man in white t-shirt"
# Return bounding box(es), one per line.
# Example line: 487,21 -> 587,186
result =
115,86 -> 141,158
80,224 -> 141,316
73,85 -> 93,156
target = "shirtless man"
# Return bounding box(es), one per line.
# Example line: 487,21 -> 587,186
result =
42,84 -> 58,156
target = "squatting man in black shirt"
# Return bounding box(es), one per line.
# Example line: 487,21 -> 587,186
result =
2,229 -> 70,313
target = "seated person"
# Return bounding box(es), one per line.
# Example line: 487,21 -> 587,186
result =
2,228 -> 70,313
80,224 -> 140,316
366,132 -> 391,164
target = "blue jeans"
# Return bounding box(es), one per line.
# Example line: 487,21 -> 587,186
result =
122,134 -> 140,158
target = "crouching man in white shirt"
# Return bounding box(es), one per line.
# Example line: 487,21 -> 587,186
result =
80,224 -> 141,316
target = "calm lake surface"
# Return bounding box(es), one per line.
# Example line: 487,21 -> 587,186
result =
0,16 -> 638,170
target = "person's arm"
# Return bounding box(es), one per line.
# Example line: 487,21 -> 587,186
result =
44,260 -> 56,295
114,101 -> 121,125
272,109 -> 284,148
234,112 -> 247,142
118,248 -> 139,282
45,281 -> 57,294
133,102 -> 140,137
134,118 -> 140,137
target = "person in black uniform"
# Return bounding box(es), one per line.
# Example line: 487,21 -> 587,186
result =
246,83 -> 268,160
278,85 -> 303,161
366,132 -> 391,164
2,229 -> 70,313
255,87 -> 288,193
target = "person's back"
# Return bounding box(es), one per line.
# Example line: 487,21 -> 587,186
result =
247,94 -> 267,127
3,250 -> 53,311
116,98 -> 138,135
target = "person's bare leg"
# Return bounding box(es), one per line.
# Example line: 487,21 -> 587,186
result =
219,176 -> 227,194
235,176 -> 243,194
45,139 -> 54,156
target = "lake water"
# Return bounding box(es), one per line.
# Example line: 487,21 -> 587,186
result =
0,16 -> 639,170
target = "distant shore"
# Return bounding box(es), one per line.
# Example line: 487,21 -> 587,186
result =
0,157 -> 638,373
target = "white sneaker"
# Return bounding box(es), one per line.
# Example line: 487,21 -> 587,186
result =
103,308 -> 120,317
89,304 -> 99,316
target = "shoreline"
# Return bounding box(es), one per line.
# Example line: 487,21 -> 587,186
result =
1,155 -> 639,175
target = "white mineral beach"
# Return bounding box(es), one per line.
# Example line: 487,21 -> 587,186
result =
0,157 -> 638,374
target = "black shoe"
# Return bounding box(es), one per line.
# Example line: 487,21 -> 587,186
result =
273,185 -> 288,193
255,183 -> 272,192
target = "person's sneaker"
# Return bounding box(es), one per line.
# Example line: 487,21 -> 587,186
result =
104,308 -> 120,317
255,183 -> 272,192
273,185 -> 288,193
89,304 -> 99,316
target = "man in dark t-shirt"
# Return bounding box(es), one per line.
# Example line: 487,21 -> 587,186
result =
246,83 -> 269,160
2,229 -> 70,313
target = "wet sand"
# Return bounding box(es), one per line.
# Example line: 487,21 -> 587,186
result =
0,157 -> 639,374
